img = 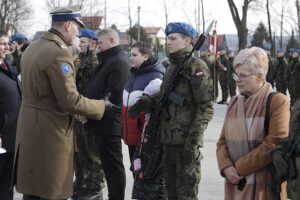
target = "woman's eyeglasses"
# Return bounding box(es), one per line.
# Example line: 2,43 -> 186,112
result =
232,73 -> 254,82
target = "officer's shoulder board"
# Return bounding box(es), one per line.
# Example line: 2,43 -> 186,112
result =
54,40 -> 67,49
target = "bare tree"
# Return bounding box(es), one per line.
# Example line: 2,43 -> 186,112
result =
200,0 -> 205,33
227,0 -> 254,50
296,0 -> 300,41
266,0 -> 274,55
0,0 -> 31,33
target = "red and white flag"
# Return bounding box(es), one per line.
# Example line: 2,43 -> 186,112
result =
209,29 -> 218,55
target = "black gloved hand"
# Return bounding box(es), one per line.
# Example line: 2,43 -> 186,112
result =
104,100 -> 121,118
128,95 -> 153,118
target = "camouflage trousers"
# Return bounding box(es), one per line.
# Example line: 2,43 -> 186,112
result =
219,72 -> 228,101
74,122 -> 105,191
162,145 -> 202,200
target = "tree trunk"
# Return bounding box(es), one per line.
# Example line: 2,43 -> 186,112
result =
266,0 -> 274,57
227,0 -> 251,50
296,0 -> 300,41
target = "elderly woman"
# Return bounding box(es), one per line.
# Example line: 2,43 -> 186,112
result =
216,47 -> 289,200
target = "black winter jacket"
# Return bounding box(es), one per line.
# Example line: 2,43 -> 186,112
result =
0,60 -> 21,152
85,45 -> 130,138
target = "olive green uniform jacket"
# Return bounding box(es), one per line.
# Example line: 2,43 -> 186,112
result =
14,29 -> 105,199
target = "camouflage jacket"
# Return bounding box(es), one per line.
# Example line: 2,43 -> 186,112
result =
76,51 -> 99,95
145,46 -> 214,152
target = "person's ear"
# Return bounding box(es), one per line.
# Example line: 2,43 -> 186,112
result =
143,54 -> 149,61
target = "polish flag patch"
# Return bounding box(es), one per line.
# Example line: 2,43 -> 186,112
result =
195,71 -> 204,77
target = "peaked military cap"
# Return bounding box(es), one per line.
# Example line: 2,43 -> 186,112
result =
79,29 -> 97,40
165,22 -> 197,39
50,5 -> 85,27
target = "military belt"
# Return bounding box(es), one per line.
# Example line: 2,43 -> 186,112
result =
22,96 -> 61,111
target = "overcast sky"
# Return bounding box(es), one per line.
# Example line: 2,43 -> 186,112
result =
25,0 -> 297,38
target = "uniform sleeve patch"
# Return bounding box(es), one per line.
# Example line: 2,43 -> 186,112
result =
61,63 -> 72,74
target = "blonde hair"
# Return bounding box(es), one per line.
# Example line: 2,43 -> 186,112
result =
233,47 -> 268,79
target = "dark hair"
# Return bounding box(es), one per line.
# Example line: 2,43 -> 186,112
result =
0,30 -> 8,38
131,42 -> 152,57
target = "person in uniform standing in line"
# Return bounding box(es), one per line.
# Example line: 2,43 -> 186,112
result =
227,50 -> 236,98
129,22 -> 214,200
14,6 -> 115,200
0,30 -> 22,200
287,48 -> 300,105
273,49 -> 288,95
83,28 -> 130,200
217,47 -> 229,104
72,29 -> 106,200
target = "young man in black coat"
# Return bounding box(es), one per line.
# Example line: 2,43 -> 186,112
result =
0,30 -> 22,200
84,28 -> 130,200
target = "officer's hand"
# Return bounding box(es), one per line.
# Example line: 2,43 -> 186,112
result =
128,95 -> 152,118
75,115 -> 87,124
104,100 -> 121,118
272,150 -> 288,177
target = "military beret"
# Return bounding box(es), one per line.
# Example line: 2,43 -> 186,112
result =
50,5 -> 85,27
276,48 -> 285,53
79,29 -> 97,40
293,48 -> 300,54
165,22 -> 197,39
10,34 -> 27,42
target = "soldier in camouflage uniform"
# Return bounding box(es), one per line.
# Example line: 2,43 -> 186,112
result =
273,49 -> 288,94
201,49 -> 218,101
286,48 -> 300,105
129,22 -> 214,200
227,50 -> 236,98
9,34 -> 28,74
265,49 -> 275,87
217,48 -> 229,104
72,29 -> 105,200
272,48 -> 300,199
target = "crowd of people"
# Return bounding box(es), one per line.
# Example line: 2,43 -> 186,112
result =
1,4 -> 300,200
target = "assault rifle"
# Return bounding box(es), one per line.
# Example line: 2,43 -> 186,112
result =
76,45 -> 90,88
135,20 -> 215,180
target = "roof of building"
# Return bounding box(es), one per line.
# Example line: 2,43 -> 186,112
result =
143,27 -> 162,34
82,16 -> 103,30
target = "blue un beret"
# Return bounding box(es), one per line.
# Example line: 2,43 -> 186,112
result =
79,29 -> 97,40
293,48 -> 300,54
10,34 -> 27,42
165,22 -> 197,39
276,48 -> 285,53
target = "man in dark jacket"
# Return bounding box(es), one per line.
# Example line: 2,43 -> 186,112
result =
0,30 -> 22,200
85,28 -> 130,200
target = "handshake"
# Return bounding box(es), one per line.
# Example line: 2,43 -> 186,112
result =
75,99 -> 121,124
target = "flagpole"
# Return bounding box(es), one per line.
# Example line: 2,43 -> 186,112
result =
213,21 -> 217,102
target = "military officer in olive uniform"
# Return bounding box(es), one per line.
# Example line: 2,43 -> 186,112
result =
73,29 -> 106,200
14,6 -> 115,200
129,22 -> 214,200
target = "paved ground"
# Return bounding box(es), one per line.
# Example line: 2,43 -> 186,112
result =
14,103 -> 227,200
